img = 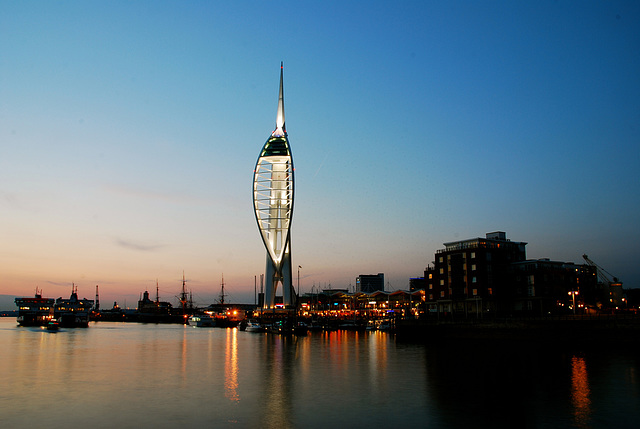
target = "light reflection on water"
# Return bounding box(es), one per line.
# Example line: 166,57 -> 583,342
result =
571,355 -> 591,427
225,328 -> 239,402
1,319 -> 639,428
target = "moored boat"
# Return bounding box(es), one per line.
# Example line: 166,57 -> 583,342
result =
14,289 -> 55,327
188,314 -> 215,327
54,284 -> 94,328
245,319 -> 265,333
46,319 -> 60,331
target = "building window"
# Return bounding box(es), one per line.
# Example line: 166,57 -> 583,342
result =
473,289 -> 478,296
440,291 -> 445,298
429,294 -> 433,300
472,264 -> 476,271
488,288 -> 493,295
428,273 -> 433,279
439,268 -> 444,275
471,252 -> 476,259
472,277 -> 477,283
440,280 -> 444,286
439,256 -> 443,263
429,284 -> 433,290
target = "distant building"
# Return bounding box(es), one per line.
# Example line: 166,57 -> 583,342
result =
409,277 -> 426,292
137,290 -> 172,315
356,274 -> 385,293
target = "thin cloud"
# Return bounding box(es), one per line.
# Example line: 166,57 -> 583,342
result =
1,190 -> 34,211
115,238 -> 165,252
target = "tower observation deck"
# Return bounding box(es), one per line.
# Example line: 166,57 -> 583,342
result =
252,63 -> 296,309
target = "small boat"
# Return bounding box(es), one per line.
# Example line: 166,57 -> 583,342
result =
188,314 -> 215,327
268,320 -> 293,335
245,319 -> 265,333
46,320 -> 60,331
378,320 -> 392,331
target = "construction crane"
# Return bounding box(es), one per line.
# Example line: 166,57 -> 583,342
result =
582,254 -> 623,307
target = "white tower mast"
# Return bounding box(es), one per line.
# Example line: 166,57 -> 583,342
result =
252,63 -> 296,309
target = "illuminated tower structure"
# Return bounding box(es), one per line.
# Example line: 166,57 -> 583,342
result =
252,63 -> 296,309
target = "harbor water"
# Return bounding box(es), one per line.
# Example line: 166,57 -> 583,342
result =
1,317 -> 638,428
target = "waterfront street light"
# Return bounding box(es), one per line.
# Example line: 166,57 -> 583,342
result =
568,290 -> 579,315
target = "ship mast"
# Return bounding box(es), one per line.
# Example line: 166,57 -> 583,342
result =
219,274 -> 226,307
180,271 -> 188,314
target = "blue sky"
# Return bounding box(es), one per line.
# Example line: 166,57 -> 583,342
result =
1,1 -> 639,307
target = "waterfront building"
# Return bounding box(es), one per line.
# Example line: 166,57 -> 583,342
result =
298,288 -> 422,319
253,64 -> 296,309
511,259 -> 598,314
422,231 -> 603,316
424,264 -> 437,302
356,273 -> 385,293
427,231 -> 527,315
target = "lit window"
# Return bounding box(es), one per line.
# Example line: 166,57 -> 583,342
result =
488,288 -> 493,295
472,264 -> 476,271
473,289 -> 478,296
471,252 -> 476,259
440,280 -> 445,286
440,291 -> 445,298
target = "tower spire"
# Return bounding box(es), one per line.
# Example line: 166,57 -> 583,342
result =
273,61 -> 285,137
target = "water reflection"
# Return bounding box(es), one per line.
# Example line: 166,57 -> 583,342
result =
2,320 -> 640,428
571,355 -> 591,427
181,326 -> 187,378
224,328 -> 239,402
261,334 -> 296,429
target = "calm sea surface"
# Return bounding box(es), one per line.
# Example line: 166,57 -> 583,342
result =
1,317 -> 638,428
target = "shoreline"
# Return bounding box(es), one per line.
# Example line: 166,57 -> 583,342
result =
395,317 -> 640,345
